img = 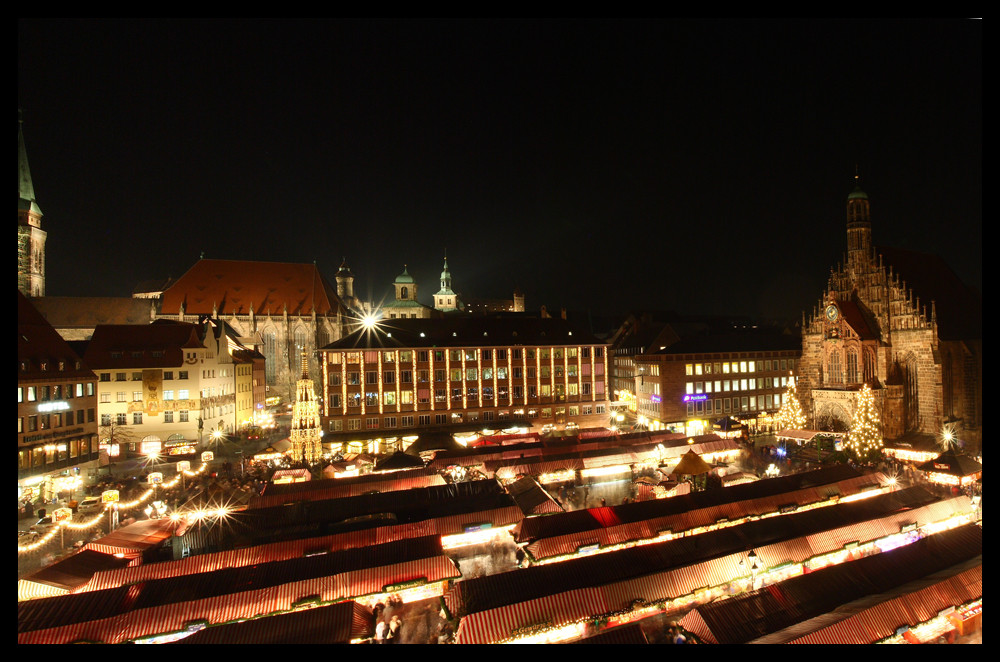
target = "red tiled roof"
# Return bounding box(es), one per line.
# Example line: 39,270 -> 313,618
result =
160,259 -> 344,317
83,322 -> 204,369
18,292 -> 96,379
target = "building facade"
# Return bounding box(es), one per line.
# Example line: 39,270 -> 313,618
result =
233,348 -> 267,430
18,120 -> 46,298
18,293 -> 99,496
83,319 -> 246,455
156,259 -> 351,402
320,318 -> 611,443
798,180 -> 982,447
633,333 -> 802,437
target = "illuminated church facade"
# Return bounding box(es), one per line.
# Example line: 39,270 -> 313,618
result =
798,180 -> 981,447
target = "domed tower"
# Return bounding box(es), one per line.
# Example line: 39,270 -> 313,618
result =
434,256 -> 460,311
18,117 -> 46,297
394,265 -> 417,302
846,173 -> 872,271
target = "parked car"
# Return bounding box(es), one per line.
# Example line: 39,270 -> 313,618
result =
31,515 -> 57,533
78,496 -> 104,514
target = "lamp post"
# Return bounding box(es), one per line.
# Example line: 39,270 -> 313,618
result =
738,549 -> 761,591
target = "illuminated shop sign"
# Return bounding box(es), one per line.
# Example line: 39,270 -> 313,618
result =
683,394 -> 708,402
37,401 -> 71,412
650,395 -> 661,403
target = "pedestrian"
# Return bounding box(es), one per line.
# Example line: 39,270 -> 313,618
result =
375,619 -> 386,644
387,615 -> 402,644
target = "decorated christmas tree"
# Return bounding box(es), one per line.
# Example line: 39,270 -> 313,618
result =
846,384 -> 883,463
775,377 -> 807,430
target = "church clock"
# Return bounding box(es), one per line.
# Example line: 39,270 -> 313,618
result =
825,304 -> 840,322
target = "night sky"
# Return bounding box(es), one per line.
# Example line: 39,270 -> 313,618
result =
18,20 -> 982,322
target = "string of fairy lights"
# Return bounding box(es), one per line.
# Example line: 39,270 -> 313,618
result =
17,462 -> 210,555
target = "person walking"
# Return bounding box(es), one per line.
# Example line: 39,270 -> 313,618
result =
386,614 -> 402,644
375,619 -> 386,644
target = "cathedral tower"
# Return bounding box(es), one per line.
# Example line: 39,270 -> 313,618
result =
846,174 -> 872,271
18,118 -> 46,297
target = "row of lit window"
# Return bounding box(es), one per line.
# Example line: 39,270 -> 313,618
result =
101,411 -> 190,425
331,363 -> 604,386
330,382 -> 604,409
19,408 -> 95,433
19,382 -> 95,403
686,375 -> 792,395
99,370 -> 190,382
329,404 -> 607,430
329,347 -> 604,364
687,394 -> 782,415
685,358 -> 795,376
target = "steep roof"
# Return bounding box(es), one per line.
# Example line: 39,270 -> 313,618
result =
17,292 -> 94,380
836,298 -> 879,340
160,259 -> 345,317
876,246 -> 981,341
30,297 -> 157,330
83,321 -> 205,369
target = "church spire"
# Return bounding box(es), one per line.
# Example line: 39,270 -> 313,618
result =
18,115 -> 46,297
18,114 -> 40,215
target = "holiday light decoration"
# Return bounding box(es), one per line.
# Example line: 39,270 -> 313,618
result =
846,383 -> 883,462
774,376 -> 806,430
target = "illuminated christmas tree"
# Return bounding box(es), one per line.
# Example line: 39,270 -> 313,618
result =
846,384 -> 883,463
775,377 -> 807,430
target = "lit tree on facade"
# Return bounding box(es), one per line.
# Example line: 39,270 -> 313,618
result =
846,384 -> 883,463
775,377 -> 807,430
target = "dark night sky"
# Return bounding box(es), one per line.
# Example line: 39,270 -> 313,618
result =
18,19 -> 982,322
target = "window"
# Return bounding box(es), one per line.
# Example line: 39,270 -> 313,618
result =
117,392 -> 126,402
101,414 -> 111,426
100,393 -> 111,403
179,371 -> 188,380
179,410 -> 189,422
133,391 -> 143,402
164,411 -> 173,423
116,372 -> 127,382
116,413 -> 127,425
179,389 -> 189,399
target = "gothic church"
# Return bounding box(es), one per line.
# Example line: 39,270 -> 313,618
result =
798,178 -> 981,448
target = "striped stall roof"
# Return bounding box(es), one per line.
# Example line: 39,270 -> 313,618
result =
19,555 -> 459,644
77,520 -> 437,593
525,472 -> 890,561
251,468 -> 446,509
176,600 -> 373,644
19,536 -> 443,634
786,565 -> 982,644
515,465 -> 877,544
456,587 -> 610,645
83,518 -> 178,559
679,524 -> 983,644
445,490 -> 974,642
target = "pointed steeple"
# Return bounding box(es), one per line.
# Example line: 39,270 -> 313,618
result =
18,115 -> 46,297
18,113 -> 41,217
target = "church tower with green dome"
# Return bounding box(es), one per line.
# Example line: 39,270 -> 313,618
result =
433,256 -> 461,312
18,117 -> 46,297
